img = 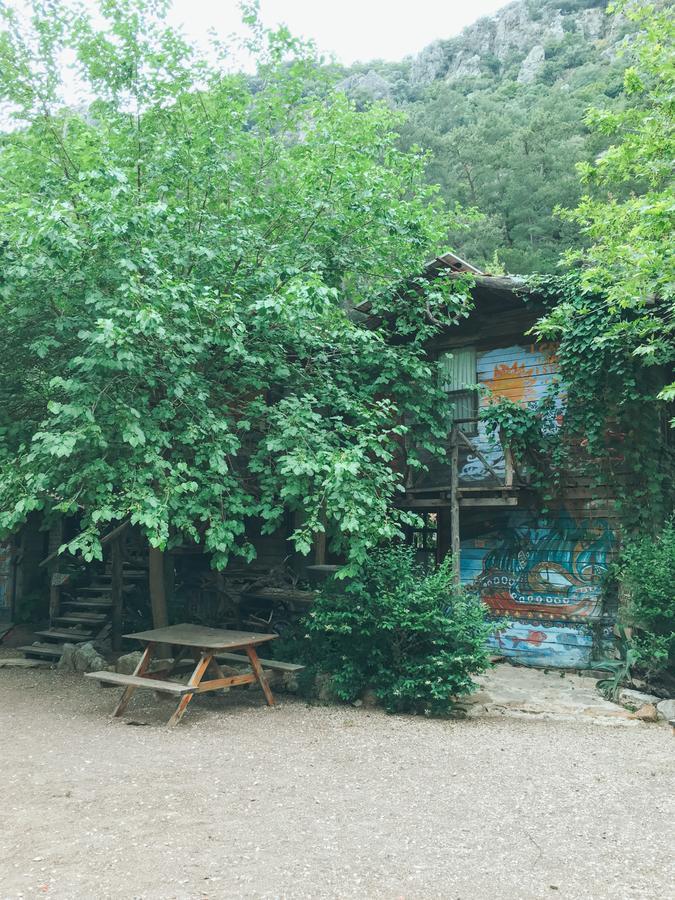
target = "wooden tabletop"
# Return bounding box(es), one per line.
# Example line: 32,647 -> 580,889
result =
124,623 -> 278,650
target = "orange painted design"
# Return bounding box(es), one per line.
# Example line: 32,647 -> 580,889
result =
484,361 -> 537,402
483,590 -> 597,619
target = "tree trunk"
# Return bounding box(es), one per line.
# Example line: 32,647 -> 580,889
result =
148,544 -> 170,656
148,545 -> 169,628
450,428 -> 461,589
111,537 -> 124,652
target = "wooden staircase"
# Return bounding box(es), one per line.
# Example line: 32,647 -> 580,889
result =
21,564 -> 147,662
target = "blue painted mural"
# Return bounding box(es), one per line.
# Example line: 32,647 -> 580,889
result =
488,619 -> 595,667
459,342 -> 561,484
461,508 -> 615,667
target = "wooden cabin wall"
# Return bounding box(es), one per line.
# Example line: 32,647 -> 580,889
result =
431,317 -> 620,668
243,517 -> 290,569
460,498 -> 617,668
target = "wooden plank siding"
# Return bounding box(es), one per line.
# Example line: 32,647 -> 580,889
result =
419,335 -> 620,668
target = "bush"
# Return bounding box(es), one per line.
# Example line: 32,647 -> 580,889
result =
618,520 -> 675,675
289,546 -> 493,714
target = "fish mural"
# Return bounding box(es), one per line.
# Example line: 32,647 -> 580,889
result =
487,619 -> 596,667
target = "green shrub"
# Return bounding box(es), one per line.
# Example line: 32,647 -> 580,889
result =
290,546 -> 493,714
618,520 -> 675,675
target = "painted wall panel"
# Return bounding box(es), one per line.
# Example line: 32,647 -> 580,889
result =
457,342 -> 560,485
486,619 -> 596,668
460,507 -> 616,668
428,339 -> 619,668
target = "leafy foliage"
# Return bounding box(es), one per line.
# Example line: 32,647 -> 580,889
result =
558,0 -> 675,407
481,394 -> 559,476
616,519 -> 675,674
594,627 -> 639,700
399,77 -> 619,273
531,272 -> 673,527
289,546 -> 493,714
338,0 -> 630,273
0,0 -> 471,570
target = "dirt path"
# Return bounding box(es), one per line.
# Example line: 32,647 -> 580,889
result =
1,668 -> 673,900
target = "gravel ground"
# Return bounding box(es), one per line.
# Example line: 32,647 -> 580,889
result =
0,668 -> 673,900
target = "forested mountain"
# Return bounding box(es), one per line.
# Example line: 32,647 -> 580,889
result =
339,0 -> 632,273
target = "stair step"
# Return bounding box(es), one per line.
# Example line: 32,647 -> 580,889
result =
66,600 -> 113,610
56,614 -> 108,626
96,569 -> 148,581
77,587 -> 112,595
35,628 -> 94,642
19,643 -> 67,659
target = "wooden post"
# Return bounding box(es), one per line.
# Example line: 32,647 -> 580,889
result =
49,578 -> 61,627
314,507 -> 327,566
437,508 -> 451,564
504,446 -> 514,487
111,537 -> 123,652
450,426 -> 461,589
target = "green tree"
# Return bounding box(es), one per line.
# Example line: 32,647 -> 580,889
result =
559,0 -> 674,405
398,69 -> 625,273
0,0 -> 470,570
285,546 -> 493,714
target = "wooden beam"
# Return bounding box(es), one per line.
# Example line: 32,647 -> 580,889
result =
398,498 -> 451,508
39,519 -> 130,568
111,537 -> 124,652
437,507 -> 451,564
503,443 -> 515,488
459,497 -> 518,507
456,429 -> 504,483
450,429 -> 461,589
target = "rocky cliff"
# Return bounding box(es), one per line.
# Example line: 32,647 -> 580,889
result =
344,0 -> 626,98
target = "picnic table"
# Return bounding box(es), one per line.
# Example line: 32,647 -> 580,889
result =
86,623 -> 278,726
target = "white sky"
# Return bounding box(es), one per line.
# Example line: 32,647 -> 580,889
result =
168,0 -> 508,66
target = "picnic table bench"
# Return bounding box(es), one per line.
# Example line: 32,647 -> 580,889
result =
86,623 -> 290,726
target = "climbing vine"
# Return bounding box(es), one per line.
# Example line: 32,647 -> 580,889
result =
480,272 -> 673,531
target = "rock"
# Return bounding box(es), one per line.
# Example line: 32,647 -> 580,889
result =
517,45 -> 545,84
75,643 -> 107,673
314,672 -> 339,702
58,642 -> 108,674
410,40 -> 450,85
281,671 -> 300,693
57,643 -> 75,672
631,703 -> 659,723
339,70 -> 394,104
115,651 -> 171,674
618,688 -> 661,709
406,0 -> 620,90
446,52 -> 482,82
360,688 -> 379,709
656,699 -> 675,722
115,651 -> 143,674
577,7 -> 605,41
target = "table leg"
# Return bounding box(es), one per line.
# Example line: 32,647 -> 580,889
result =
246,645 -> 275,706
113,642 -> 156,718
166,651 -> 211,727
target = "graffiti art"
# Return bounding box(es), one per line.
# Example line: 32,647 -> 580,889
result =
462,508 -> 614,621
